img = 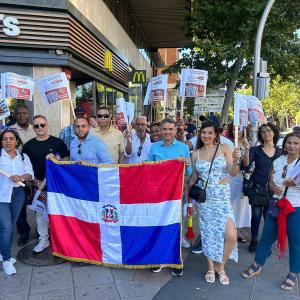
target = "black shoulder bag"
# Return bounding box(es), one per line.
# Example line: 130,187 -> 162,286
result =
189,144 -> 219,203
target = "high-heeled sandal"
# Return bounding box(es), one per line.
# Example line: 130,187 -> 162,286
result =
217,271 -> 229,285
205,270 -> 215,283
242,263 -> 262,279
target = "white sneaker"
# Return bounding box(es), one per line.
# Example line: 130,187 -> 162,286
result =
33,240 -> 50,253
181,237 -> 190,248
3,260 -> 16,276
0,254 -> 16,264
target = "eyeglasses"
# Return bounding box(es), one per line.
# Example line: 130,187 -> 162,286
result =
282,164 -> 288,178
137,145 -> 143,157
135,123 -> 147,127
33,123 -> 46,129
97,114 -> 110,119
78,143 -> 82,155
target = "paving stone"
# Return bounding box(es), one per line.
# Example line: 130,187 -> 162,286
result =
29,289 -> 75,300
111,268 -> 136,281
133,268 -> 172,285
0,295 -> 27,300
75,284 -> 120,300
0,273 -> 31,296
30,263 -> 73,293
72,265 -> 113,287
115,279 -> 161,300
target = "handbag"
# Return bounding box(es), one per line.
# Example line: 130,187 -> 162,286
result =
189,144 -> 219,203
267,157 -> 300,218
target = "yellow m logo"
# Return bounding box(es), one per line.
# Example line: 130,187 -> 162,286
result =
131,70 -> 146,83
104,49 -> 113,72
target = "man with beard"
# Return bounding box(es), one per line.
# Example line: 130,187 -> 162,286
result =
70,117 -> 113,164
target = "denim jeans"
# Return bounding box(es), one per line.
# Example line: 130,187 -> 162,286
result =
0,187 -> 25,261
251,205 -> 268,241
16,202 -> 31,235
255,208 -> 300,273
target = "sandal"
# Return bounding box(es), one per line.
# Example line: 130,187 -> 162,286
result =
242,263 -> 261,278
281,273 -> 297,290
205,270 -> 215,283
218,271 -> 229,285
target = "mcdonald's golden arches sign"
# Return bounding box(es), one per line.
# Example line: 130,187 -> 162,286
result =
130,70 -> 146,84
104,49 -> 113,72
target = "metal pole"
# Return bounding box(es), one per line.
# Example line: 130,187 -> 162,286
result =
252,0 -> 275,144
253,0 -> 275,97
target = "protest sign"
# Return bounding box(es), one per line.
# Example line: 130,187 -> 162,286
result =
144,74 -> 168,105
247,95 -> 266,123
37,72 -> 71,105
1,72 -> 34,101
116,97 -> 127,131
234,93 -> 248,146
0,97 -> 10,121
125,102 -> 135,125
180,69 -> 208,98
28,190 -> 48,221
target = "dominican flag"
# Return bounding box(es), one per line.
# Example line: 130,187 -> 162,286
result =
46,159 -> 184,268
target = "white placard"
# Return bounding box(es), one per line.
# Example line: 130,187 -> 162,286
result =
116,97 -> 127,131
144,74 -> 168,105
125,102 -> 135,125
180,68 -> 208,98
37,72 -> 71,105
247,95 -> 266,123
1,72 -> 34,101
28,190 -> 48,221
234,93 -> 248,127
0,97 -> 10,120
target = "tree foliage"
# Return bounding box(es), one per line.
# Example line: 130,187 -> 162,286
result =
262,76 -> 300,127
163,0 -> 300,122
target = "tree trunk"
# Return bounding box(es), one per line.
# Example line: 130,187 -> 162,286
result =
220,57 -> 244,124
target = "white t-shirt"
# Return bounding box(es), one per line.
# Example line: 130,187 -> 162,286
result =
272,155 -> 300,207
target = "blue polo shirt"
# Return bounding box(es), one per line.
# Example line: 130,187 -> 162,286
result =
148,139 -> 192,175
70,133 -> 114,164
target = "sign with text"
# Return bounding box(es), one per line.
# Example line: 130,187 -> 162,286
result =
130,70 -> 146,84
1,72 -> 34,101
144,74 -> 168,105
247,95 -> 266,123
234,93 -> 248,127
116,97 -> 127,131
180,68 -> 208,98
37,72 -> 71,105
0,98 -> 10,120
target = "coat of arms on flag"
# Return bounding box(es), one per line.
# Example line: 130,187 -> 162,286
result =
46,159 -> 184,269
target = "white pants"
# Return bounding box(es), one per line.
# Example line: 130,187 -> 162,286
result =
36,212 -> 49,242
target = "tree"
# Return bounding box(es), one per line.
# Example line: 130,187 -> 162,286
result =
163,0 -> 300,123
262,76 -> 300,128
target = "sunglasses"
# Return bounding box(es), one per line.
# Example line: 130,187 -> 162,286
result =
97,114 -> 110,119
282,164 -> 288,179
33,123 -> 46,129
78,143 -> 82,155
137,145 -> 143,157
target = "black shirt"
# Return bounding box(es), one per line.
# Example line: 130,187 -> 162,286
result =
249,145 -> 281,186
23,136 -> 69,181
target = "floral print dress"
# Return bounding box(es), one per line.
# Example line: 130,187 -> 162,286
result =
195,151 -> 238,263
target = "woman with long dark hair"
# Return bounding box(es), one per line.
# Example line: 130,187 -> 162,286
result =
242,132 -> 300,290
0,129 -> 33,275
189,120 -> 241,285
243,123 -> 281,253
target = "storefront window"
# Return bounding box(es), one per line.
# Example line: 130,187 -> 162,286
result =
76,82 -> 93,118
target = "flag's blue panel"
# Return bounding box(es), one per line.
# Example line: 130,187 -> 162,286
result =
120,224 -> 181,265
46,160 -> 99,202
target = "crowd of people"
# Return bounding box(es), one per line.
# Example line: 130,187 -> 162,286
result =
0,105 -> 299,291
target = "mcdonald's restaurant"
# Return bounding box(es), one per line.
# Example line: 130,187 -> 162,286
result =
0,0 -> 154,136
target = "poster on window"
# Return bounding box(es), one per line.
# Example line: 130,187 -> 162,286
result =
234,93 -> 248,127
247,95 -> 266,123
180,68 -> 208,98
144,74 -> 168,105
37,72 -> 71,105
1,72 -> 34,101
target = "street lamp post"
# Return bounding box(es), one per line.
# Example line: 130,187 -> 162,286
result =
252,0 -> 275,144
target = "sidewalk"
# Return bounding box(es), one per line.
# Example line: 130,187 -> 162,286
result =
1,211 -> 299,299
